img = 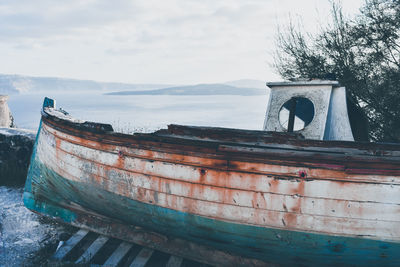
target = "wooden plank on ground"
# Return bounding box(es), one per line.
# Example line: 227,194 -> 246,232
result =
69,215 -> 273,266
75,235 -> 109,264
166,255 -> 183,267
52,229 -> 89,260
129,248 -> 154,267
103,242 -> 133,267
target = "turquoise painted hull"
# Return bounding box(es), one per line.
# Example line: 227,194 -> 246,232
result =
24,150 -> 400,266
23,98 -> 400,266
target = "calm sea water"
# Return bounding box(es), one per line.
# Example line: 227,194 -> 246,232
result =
8,92 -> 269,133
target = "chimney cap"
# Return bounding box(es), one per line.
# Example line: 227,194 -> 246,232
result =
267,80 -> 340,88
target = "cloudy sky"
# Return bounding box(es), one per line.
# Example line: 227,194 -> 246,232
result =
0,0 -> 364,84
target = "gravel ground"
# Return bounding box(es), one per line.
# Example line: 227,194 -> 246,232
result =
0,186 -> 75,266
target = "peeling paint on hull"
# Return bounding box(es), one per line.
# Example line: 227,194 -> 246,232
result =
23,101 -> 400,266
24,160 -> 400,266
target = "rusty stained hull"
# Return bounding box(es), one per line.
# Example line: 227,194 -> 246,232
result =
24,104 -> 400,266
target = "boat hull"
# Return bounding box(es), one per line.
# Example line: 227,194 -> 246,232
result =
24,160 -> 400,266
24,102 -> 400,266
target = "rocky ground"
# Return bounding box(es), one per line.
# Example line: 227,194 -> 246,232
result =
0,128 -> 76,266
0,186 -> 75,266
0,128 -> 35,186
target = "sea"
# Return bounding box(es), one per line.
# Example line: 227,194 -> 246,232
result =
8,92 -> 269,132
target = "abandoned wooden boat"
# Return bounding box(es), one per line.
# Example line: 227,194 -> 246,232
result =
24,81 -> 400,266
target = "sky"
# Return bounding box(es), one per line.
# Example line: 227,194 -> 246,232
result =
0,0 -> 365,85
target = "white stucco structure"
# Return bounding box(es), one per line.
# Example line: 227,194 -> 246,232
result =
0,95 -> 12,128
263,80 -> 354,141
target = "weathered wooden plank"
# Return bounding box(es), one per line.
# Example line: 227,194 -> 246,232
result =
40,141 -> 400,206
42,115 -> 400,155
166,255 -> 183,267
220,147 -> 400,171
129,248 -> 154,267
43,127 -> 400,185
52,229 -> 89,260
155,124 -> 305,145
161,124 -> 400,153
43,122 -> 400,168
43,124 -> 400,190
103,242 -> 133,267
159,124 -> 388,156
75,235 -> 109,264
164,124 -> 303,140
41,149 -> 400,222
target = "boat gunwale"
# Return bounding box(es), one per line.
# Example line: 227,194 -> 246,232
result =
40,109 -> 400,172
41,122 -> 400,186
41,107 -> 400,152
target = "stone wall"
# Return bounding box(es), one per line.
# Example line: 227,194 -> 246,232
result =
0,128 -> 35,186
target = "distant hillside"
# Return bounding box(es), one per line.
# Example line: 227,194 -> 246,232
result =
0,79 -> 19,95
0,74 -> 171,95
106,84 -> 266,96
0,74 -> 267,96
224,79 -> 266,89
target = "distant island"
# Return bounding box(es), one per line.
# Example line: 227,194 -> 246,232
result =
105,84 -> 266,96
0,74 -> 267,96
0,74 -> 172,94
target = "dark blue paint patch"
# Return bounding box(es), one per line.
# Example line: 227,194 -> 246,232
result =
379,244 -> 389,249
327,242 -> 347,253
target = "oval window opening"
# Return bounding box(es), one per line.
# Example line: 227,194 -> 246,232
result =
279,97 -> 314,132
